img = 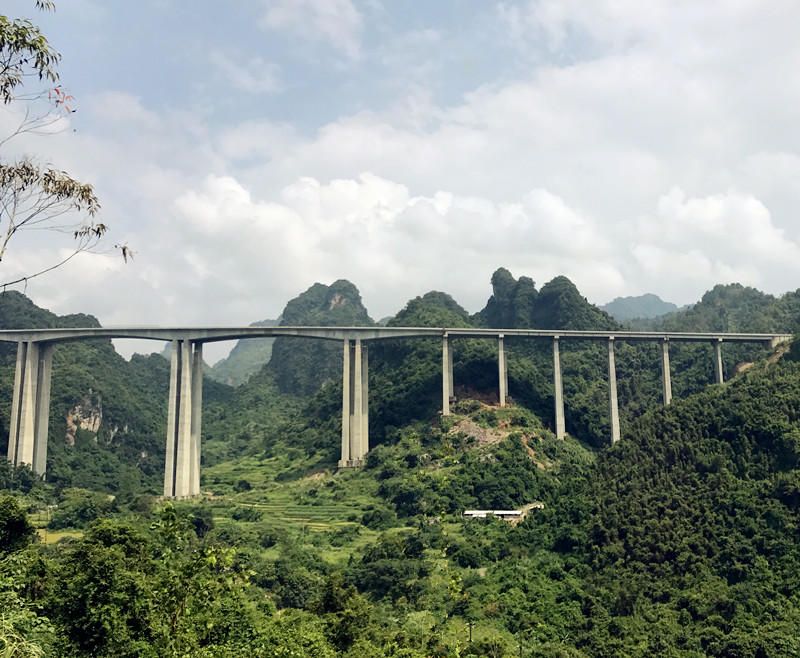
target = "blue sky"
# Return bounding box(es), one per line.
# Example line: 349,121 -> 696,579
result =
3,1 -> 800,360
24,1 -> 512,128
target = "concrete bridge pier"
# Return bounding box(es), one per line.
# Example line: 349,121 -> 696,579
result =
714,339 -> 724,384
164,339 -> 203,499
340,338 -> 368,467
498,335 -> 508,407
608,338 -> 620,444
442,335 -> 454,416
7,341 -> 53,476
553,337 -> 565,439
765,336 -> 789,349
661,339 -> 672,405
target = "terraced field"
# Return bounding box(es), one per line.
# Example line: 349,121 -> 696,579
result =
242,502 -> 356,525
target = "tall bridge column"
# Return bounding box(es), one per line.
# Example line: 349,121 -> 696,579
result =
498,335 -> 508,407
661,339 -> 672,405
361,343 -> 369,460
608,338 -> 620,444
442,335 -> 453,416
189,342 -> 203,495
164,339 -> 203,499
714,339 -> 724,384
340,339 -> 368,467
7,341 -> 53,477
553,337 -> 565,439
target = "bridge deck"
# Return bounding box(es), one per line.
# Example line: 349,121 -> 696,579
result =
0,326 -> 792,344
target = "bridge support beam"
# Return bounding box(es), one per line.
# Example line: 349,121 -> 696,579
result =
714,339 -> 724,384
340,339 -> 368,467
442,335 -> 454,416
164,340 -> 203,499
7,341 -> 53,477
553,337 -> 565,439
608,338 -> 620,444
661,339 -> 672,405
498,335 -> 508,407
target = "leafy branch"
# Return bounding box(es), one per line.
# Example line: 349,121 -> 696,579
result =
0,3 -> 130,289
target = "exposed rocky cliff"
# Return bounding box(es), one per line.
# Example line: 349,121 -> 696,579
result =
65,391 -> 103,445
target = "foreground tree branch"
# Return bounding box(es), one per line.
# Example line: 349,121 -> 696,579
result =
0,2 -> 128,289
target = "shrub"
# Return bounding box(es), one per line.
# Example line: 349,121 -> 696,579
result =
232,506 -> 264,522
361,505 -> 398,530
0,495 -> 36,553
454,399 -> 482,414
48,489 -> 113,530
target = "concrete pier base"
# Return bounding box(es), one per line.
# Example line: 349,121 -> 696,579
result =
339,339 -> 368,467
714,339 -> 724,384
164,339 -> 203,499
7,341 -> 53,477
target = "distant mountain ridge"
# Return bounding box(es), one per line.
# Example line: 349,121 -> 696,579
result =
655,283 -> 800,334
476,269 -> 618,330
601,293 -> 679,321
210,318 -> 279,386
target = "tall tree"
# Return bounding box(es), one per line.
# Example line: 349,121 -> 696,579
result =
0,2 -> 127,289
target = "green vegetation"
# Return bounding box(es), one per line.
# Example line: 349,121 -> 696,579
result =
0,2 -> 127,290
474,270 -> 618,331
2,270 -> 800,654
268,279 -> 375,396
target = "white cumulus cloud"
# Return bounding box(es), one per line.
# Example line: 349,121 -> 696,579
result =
210,51 -> 282,94
260,0 -> 364,60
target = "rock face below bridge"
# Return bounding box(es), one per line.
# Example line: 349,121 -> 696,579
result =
65,391 -> 102,445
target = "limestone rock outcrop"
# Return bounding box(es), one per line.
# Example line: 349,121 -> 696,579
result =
65,391 -> 102,445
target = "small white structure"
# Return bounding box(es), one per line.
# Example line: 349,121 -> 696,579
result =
463,502 -> 545,523
463,509 -> 523,521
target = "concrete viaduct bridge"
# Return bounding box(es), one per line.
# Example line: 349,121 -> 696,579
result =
1,326 -> 791,498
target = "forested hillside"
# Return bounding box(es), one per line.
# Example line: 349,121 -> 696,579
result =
2,274 -> 800,656
0,292 -> 200,493
268,279 -> 375,396
627,283 -> 800,334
